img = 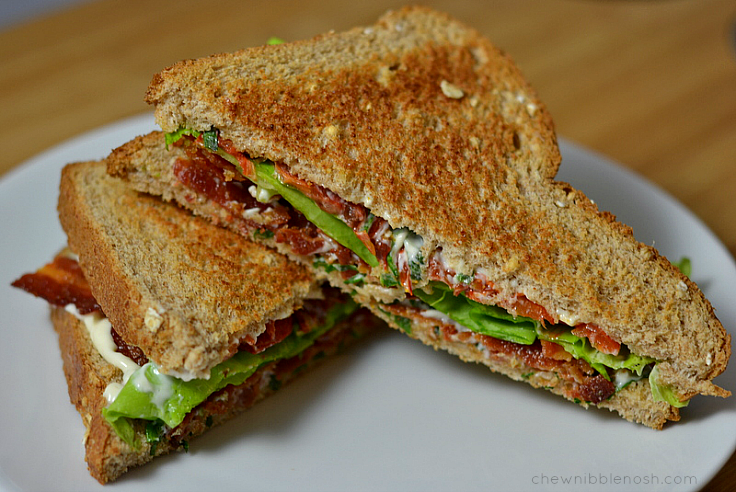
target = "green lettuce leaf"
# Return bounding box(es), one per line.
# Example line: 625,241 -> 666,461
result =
536,325 -> 655,380
673,257 -> 692,278
376,307 -> 412,334
412,282 -> 655,382
165,127 -> 198,148
103,298 -> 359,447
253,162 -> 378,267
166,128 -> 378,267
413,282 -> 538,345
648,364 -> 689,408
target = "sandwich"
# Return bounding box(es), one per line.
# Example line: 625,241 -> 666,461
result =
11,161 -> 379,483
108,5 -> 730,429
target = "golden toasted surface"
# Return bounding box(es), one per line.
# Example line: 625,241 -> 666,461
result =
144,6 -> 729,399
58,161 -> 315,378
147,6 -> 559,185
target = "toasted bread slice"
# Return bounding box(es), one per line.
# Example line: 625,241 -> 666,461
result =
50,300 -> 375,483
129,5 -> 729,425
59,161 -> 317,379
110,129 -> 728,430
146,6 -> 560,181
14,160 -> 381,482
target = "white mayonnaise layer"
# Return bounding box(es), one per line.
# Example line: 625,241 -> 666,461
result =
65,305 -> 176,406
65,304 -> 141,403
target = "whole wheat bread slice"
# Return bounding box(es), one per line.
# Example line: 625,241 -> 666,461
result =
128,6 -> 729,420
59,161 -> 318,379
102,130 -> 691,429
45,160 -> 382,482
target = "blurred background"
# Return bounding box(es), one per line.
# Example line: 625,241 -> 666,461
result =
0,0 -> 91,29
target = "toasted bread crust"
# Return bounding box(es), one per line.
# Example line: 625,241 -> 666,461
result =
52,307 -> 149,483
58,161 -> 316,378
51,305 -> 377,483
141,7 -> 728,403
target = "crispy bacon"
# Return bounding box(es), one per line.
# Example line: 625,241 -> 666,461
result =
238,287 -> 345,355
274,162 -> 370,231
178,138 -> 247,182
111,328 -> 149,366
355,230 -> 377,257
427,252 -> 498,300
12,254 -> 101,314
275,226 -> 331,256
206,137 -> 255,178
540,339 -> 573,361
396,249 -> 413,295
506,295 -> 556,325
173,155 -> 290,230
572,323 -> 621,355
11,255 -> 153,364
426,252 -> 455,286
274,163 -> 346,217
369,217 -> 392,268
474,328 -> 614,403
382,302 -> 615,404
240,317 -> 293,354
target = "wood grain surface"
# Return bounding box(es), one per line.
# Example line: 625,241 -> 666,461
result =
1,1 -> 734,489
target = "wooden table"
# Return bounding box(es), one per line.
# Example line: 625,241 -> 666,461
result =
2,0 -> 735,489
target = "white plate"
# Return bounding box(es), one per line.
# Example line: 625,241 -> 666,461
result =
1,113 -> 734,492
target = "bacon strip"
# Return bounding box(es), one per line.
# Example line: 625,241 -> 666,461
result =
111,328 -> 149,366
11,254 -> 151,363
383,302 -> 616,404
12,254 -> 101,314
572,323 -> 621,355
396,249 -> 413,295
355,230 -> 377,257
427,252 -> 498,300
506,295 -> 556,325
173,154 -> 290,229
202,136 -> 254,178
239,317 -> 293,355
237,287 -> 346,355
540,339 -> 573,361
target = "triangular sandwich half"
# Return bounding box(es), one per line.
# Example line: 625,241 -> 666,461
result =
110,6 -> 730,429
12,161 -> 379,483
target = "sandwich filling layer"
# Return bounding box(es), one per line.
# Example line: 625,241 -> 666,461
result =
13,252 -> 367,448
165,129 -> 687,408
